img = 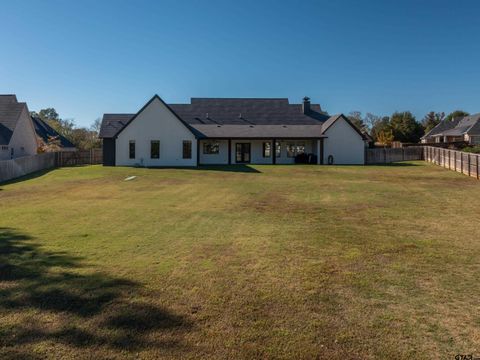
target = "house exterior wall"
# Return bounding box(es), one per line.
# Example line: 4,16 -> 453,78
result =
115,98 -> 197,166
1,107 -> 38,160
466,135 -> 480,145
323,117 -> 365,164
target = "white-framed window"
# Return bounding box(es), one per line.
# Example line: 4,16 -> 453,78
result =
286,143 -> 296,157
276,142 -> 281,157
1,146 -> 8,151
262,142 -> 271,158
296,142 -> 306,155
203,142 -> 219,154
287,141 -> 306,157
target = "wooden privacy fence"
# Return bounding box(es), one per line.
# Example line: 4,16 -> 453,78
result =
365,146 -> 424,164
1,149 -> 103,183
55,149 -> 102,167
424,146 -> 480,180
0,152 -> 56,183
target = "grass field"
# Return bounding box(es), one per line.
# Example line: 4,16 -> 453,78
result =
1,162 -> 479,359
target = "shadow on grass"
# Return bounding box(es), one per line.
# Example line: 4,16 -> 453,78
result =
369,161 -> 424,167
196,164 -> 261,173
0,168 -> 55,188
0,227 -> 192,356
142,164 -> 261,173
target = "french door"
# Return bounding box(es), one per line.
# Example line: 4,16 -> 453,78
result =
235,143 -> 251,163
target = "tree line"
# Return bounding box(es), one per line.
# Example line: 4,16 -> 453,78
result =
347,110 -> 470,146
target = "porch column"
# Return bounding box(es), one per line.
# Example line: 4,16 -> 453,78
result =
228,139 -> 231,165
319,138 -> 324,165
316,139 -> 321,164
197,139 -> 200,166
272,139 -> 276,165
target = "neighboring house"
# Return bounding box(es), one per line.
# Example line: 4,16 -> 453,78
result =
32,116 -> 77,151
99,95 -> 368,167
0,95 -> 38,160
421,114 -> 480,145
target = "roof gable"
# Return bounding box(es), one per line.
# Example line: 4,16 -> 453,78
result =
32,117 -> 76,148
424,113 -> 480,138
0,95 -> 28,145
321,114 -> 366,140
111,95 -> 200,139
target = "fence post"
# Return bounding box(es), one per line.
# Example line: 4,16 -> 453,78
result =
477,155 -> 479,180
461,152 -> 463,174
468,153 -> 471,177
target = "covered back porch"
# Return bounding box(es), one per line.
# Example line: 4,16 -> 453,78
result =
197,138 -> 325,165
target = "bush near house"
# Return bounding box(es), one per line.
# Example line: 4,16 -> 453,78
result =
461,145 -> 480,154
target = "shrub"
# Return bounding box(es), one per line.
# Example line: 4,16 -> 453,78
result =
462,145 -> 480,154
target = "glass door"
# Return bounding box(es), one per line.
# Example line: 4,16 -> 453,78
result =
235,143 -> 251,163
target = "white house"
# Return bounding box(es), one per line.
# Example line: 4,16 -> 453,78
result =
99,95 -> 368,166
0,95 -> 38,160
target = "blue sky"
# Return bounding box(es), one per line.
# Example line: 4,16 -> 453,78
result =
1,0 -> 479,127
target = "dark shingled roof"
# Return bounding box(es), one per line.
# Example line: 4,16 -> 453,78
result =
32,116 -> 76,148
190,124 -> 327,138
99,114 -> 133,138
0,95 -> 28,145
99,97 -> 334,139
425,113 -> 480,138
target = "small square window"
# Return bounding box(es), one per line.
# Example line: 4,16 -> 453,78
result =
203,142 -> 219,154
296,142 -> 305,155
287,144 -> 296,157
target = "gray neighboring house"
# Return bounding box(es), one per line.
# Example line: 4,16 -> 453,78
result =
421,113 -> 480,145
0,95 -> 38,160
99,95 -> 368,167
32,116 -> 76,151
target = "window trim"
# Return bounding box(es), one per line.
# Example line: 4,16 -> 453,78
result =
203,141 -> 220,155
183,140 -> 192,159
296,142 -> 306,155
275,142 -> 281,158
286,143 -> 296,158
262,142 -> 271,158
129,140 -> 135,159
150,140 -> 160,159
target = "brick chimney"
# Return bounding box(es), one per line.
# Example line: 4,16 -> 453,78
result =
302,96 -> 311,114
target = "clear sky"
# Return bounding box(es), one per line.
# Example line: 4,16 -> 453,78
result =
1,0 -> 479,127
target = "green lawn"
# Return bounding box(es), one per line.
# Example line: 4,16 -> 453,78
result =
1,163 -> 479,359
